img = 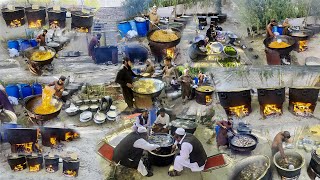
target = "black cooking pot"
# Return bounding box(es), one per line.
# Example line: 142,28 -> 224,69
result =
147,133 -> 175,166
274,150 -> 305,178
147,28 -> 182,50
263,35 -> 297,55
47,7 -> 67,21
170,119 -> 197,136
71,11 -> 94,28
25,46 -> 57,66
310,150 -> 320,175
174,18 -> 188,26
1,7 -> 25,21
217,14 -> 227,23
230,134 -> 258,152
24,95 -> 63,121
305,24 -> 320,34
290,31 -> 309,41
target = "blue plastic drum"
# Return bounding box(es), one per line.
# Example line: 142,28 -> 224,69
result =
30,39 -> 38,47
5,85 -> 20,99
129,20 -> 137,32
19,84 -> 33,99
118,21 -> 132,38
135,17 -> 148,37
20,40 -> 31,51
32,83 -> 42,95
7,40 -> 19,50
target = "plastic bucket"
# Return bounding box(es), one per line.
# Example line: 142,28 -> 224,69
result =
277,26 -> 284,35
5,85 -> 20,99
135,20 -> 148,37
19,84 -> 33,99
118,21 -> 132,38
20,40 -> 31,51
7,40 -> 19,50
1,123 -> 22,142
193,77 -> 199,85
129,20 -> 137,31
30,39 -> 38,47
32,83 -> 42,95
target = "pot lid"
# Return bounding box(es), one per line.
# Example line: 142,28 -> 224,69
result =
107,111 -> 117,118
171,119 -> 197,129
79,105 -> 89,110
196,86 -> 214,92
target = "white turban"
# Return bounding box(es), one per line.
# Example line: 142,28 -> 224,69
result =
175,128 -> 185,136
138,127 -> 147,133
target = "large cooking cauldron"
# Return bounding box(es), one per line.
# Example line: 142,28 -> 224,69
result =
148,133 -> 175,166
132,78 -> 165,98
1,7 -> 25,26
309,150 -> 320,176
47,7 -> 67,21
229,155 -> 271,180
195,86 -> 214,105
230,134 -> 258,152
274,150 -> 305,178
25,46 -> 56,66
263,35 -> 297,55
159,22 -> 185,32
71,11 -> 94,28
24,95 -> 63,121
147,28 -> 181,50
290,31 -> 309,41
170,119 -> 197,136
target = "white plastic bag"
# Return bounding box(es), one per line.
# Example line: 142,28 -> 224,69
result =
8,48 -> 19,57
8,96 -> 19,105
126,30 -> 138,39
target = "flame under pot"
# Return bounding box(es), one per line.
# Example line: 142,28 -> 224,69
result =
26,154 -> 43,172
44,155 -> 59,173
7,155 -> 27,171
63,157 -> 80,177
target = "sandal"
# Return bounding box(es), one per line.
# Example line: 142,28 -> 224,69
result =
168,170 -> 181,177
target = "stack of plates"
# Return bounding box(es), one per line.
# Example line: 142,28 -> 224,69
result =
80,111 -> 92,122
107,111 -> 117,121
109,105 -> 116,111
94,112 -> 107,124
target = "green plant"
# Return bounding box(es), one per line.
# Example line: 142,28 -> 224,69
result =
122,0 -> 152,19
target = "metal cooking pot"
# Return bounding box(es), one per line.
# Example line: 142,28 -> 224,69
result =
24,95 -> 63,121
273,150 -> 305,178
25,46 -> 57,66
132,78 -> 165,98
148,133 -> 175,166
229,155 -> 271,180
147,28 -> 182,50
230,134 -> 258,152
170,119 -> 197,136
263,35 -> 297,55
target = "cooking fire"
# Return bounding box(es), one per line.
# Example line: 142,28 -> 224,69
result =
292,102 -> 313,116
228,105 -> 249,118
64,170 -> 77,177
263,104 -> 282,116
14,163 -> 26,171
29,20 -> 42,28
299,40 -> 307,52
29,164 -> 41,172
10,19 -> 23,27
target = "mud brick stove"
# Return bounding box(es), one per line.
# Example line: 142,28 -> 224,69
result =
25,6 -> 47,28
71,11 -> 94,33
47,7 -> 67,28
1,7 -> 26,27
218,89 -> 252,118
258,88 -> 285,118
288,88 -> 319,117
41,127 -> 79,147
6,128 -> 40,154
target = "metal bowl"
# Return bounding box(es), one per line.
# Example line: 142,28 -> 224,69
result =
24,95 -> 62,121
229,155 -> 271,180
65,106 -> 79,116
274,150 -> 305,178
230,134 -> 258,152
80,111 -> 92,122
223,45 -> 238,58
147,28 -> 181,50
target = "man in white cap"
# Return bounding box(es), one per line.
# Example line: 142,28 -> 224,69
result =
169,128 -> 207,176
188,35 -> 208,61
113,126 -> 160,177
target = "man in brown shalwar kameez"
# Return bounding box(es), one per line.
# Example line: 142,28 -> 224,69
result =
146,6 -> 160,30
178,69 -> 193,104
48,76 -> 66,99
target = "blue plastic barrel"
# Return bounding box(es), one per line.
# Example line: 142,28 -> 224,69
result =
1,123 -> 22,142
5,85 -> 20,99
19,84 -> 33,99
277,26 -> 284,35
20,40 -> 31,51
135,20 -> 148,37
118,21 -> 132,38
129,20 -> 137,32
30,39 -> 38,47
193,77 -> 199,85
32,83 -> 42,95
7,40 -> 19,50
146,20 -> 150,31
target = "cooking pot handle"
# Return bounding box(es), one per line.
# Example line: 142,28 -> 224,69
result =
220,93 -> 227,99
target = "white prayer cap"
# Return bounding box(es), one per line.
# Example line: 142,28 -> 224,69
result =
138,127 -> 147,133
195,35 -> 205,43
175,128 -> 185,136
